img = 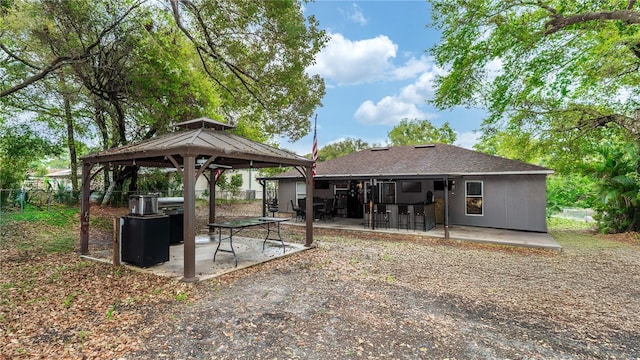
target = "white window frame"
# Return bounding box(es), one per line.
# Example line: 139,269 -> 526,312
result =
295,181 -> 306,201
465,180 -> 483,216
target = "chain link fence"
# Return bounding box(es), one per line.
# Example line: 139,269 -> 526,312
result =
0,188 -> 268,214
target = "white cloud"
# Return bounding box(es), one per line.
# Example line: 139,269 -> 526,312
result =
352,57 -> 447,126
391,55 -> 437,81
455,131 -> 481,149
307,33 -> 397,86
354,96 -> 432,125
399,67 -> 446,103
346,3 -> 367,25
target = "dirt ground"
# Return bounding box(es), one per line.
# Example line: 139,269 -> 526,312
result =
2,202 -> 640,359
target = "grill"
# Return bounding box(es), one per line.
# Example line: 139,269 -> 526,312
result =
158,197 -> 184,212
158,197 -> 184,244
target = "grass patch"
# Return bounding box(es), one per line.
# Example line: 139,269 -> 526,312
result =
550,229 -> 625,251
547,217 -> 595,231
548,217 -> 628,251
1,208 -> 78,254
1,208 -> 78,226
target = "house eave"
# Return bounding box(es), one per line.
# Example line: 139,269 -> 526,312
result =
262,170 -> 554,181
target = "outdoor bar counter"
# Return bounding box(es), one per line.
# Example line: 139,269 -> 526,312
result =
365,202 -> 436,230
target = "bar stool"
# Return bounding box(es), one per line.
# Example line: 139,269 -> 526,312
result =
363,203 -> 372,228
413,205 -> 426,231
397,205 -> 410,230
374,204 -> 390,229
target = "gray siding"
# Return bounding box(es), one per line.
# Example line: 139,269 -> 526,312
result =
449,175 -> 547,232
277,181 -> 298,213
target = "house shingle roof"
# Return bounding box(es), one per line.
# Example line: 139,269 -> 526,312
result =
269,144 -> 552,179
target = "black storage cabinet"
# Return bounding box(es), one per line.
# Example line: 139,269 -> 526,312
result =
121,215 -> 170,267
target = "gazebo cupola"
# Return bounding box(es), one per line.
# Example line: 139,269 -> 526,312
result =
173,117 -> 236,131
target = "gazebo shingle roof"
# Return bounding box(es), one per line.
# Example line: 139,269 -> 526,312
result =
269,144 -> 552,179
81,126 -> 311,169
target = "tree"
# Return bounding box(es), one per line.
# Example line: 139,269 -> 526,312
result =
429,0 -> 640,155
2,0 -> 326,205
387,118 -> 456,146
316,138 -> 370,162
429,0 -> 640,231
0,124 -> 61,204
168,0 -> 327,142
1,0 -> 326,142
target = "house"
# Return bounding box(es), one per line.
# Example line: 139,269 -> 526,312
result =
266,144 -> 553,233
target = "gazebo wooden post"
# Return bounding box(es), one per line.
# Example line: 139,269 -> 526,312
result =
209,168 -> 216,224
80,161 -> 92,255
182,155 -> 198,282
305,166 -> 314,247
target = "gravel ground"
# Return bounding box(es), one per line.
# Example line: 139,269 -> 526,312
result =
122,203 -> 640,359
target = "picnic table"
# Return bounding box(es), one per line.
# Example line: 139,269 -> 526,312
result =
208,217 -> 289,266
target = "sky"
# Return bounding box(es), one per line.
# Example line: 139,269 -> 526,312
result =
282,0 -> 487,156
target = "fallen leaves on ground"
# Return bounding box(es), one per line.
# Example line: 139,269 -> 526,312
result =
2,203 -> 640,359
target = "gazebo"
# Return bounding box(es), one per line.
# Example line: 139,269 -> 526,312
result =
79,117 -> 315,281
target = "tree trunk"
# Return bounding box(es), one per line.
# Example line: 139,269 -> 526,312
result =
62,85 -> 78,193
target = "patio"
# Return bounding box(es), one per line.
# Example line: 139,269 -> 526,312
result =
84,232 -> 311,281
285,216 -> 562,251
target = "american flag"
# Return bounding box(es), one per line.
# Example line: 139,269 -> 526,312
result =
312,115 -> 318,179
214,169 -> 223,183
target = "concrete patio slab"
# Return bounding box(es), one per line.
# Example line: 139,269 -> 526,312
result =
287,216 -> 562,251
85,234 -> 310,281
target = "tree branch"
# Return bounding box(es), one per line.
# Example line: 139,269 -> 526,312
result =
0,43 -> 41,70
0,0 -> 146,98
545,10 -> 640,35
169,0 -> 266,109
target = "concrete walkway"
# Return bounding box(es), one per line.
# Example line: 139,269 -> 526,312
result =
288,217 -> 562,251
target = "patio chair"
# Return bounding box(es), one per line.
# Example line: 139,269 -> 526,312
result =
297,198 -> 307,220
374,204 -> 390,229
321,198 -> 334,220
291,199 -> 305,221
267,198 -> 279,217
413,205 -> 426,231
397,205 -> 410,230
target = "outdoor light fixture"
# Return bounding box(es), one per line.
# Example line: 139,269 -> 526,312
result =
196,157 -> 207,165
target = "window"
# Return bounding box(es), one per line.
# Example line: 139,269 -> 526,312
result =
295,181 -> 306,201
465,181 -> 483,216
380,182 -> 396,203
